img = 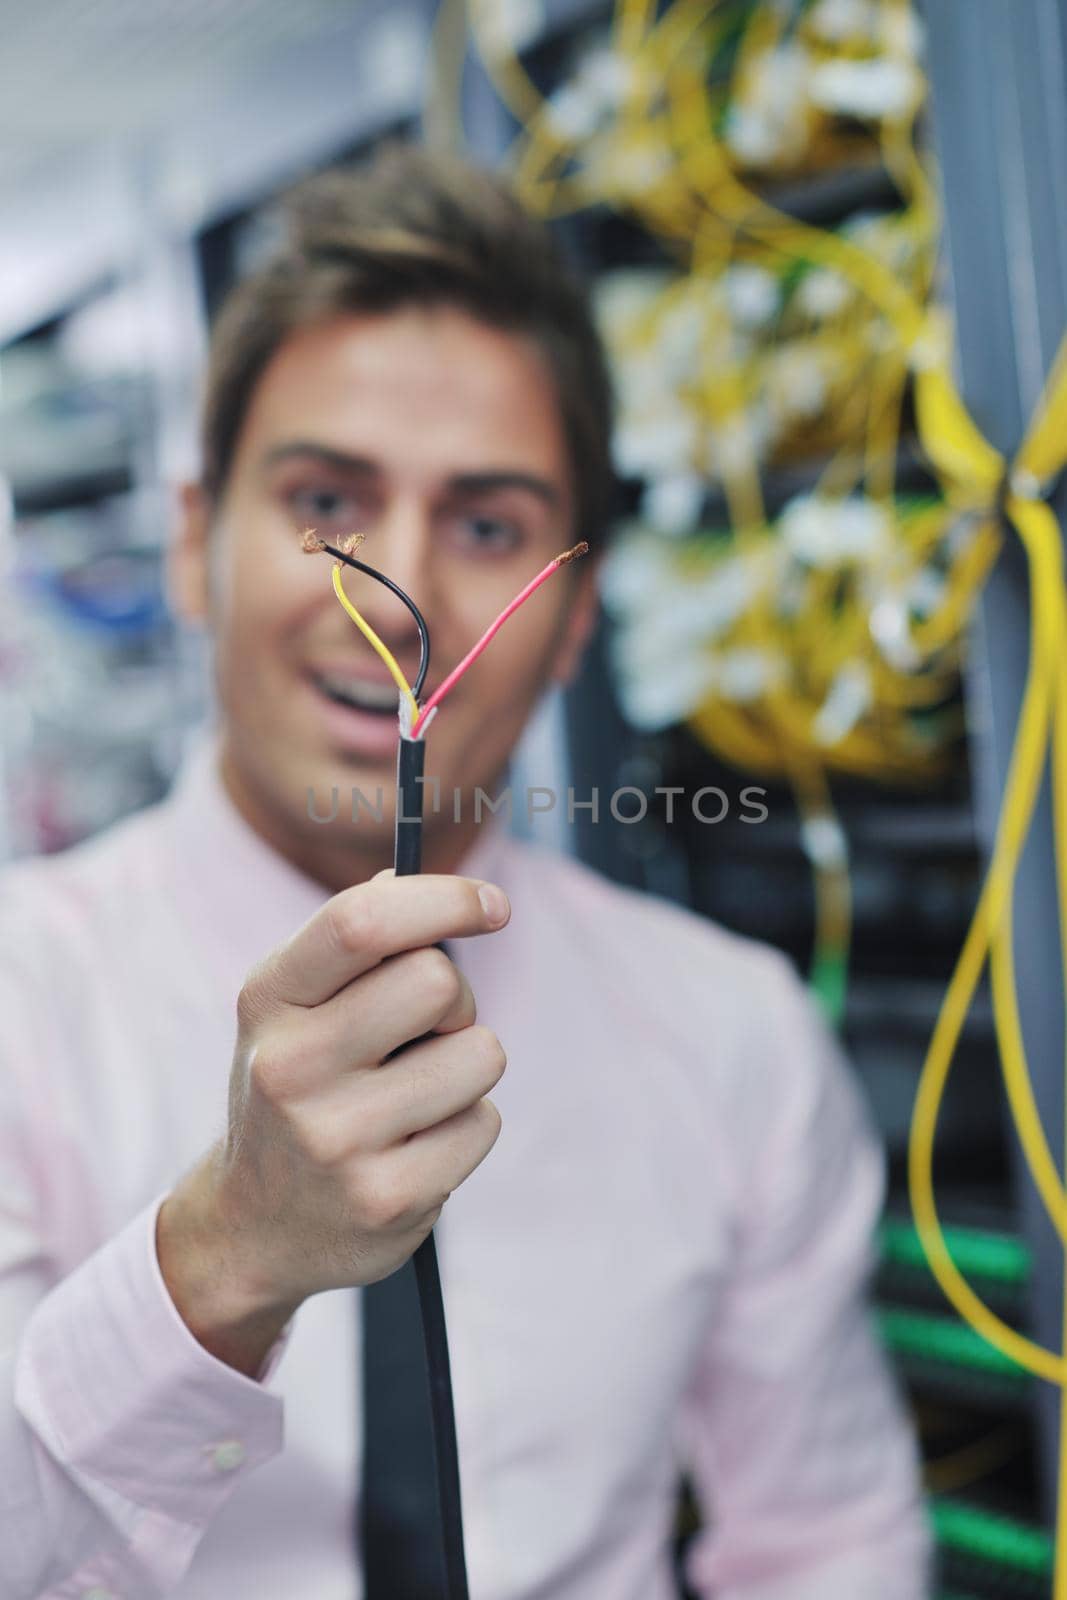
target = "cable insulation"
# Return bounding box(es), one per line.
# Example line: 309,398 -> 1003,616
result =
394,736 -> 469,1600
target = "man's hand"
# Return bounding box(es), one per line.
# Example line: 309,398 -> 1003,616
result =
156,871 -> 510,1376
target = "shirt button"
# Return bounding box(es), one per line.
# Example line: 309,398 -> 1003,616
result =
209,1438 -> 247,1472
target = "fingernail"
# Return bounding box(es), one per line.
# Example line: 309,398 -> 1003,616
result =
478,883 -> 510,927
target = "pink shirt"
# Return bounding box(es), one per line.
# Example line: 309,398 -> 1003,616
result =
0,730 -> 931,1599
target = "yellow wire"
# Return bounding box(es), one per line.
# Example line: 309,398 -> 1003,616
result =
1052,551 -> 1067,1596
906,344 -> 1067,1572
330,563 -> 420,730
990,904 -> 1067,1243
908,497 -> 1066,1386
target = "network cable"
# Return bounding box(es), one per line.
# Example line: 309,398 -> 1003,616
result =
302,527 -> 588,1598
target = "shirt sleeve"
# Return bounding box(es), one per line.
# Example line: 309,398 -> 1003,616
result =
0,918 -> 288,1599
676,958 -> 934,1599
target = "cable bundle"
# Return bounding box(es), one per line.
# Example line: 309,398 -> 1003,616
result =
444,0 -> 1067,1569
444,0 -> 954,1015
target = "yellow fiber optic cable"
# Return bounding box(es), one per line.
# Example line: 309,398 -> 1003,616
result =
461,0 -> 965,790
907,337 -> 1067,1368
455,28 -> 1067,1567
1055,630 -> 1067,1595
908,491 -> 1065,1386
912,358 -> 1067,1266
788,754 -> 852,1025
612,0 -> 657,60
905,327 -> 1067,1589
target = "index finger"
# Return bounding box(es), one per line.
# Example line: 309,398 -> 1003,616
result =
255,873 -> 510,1010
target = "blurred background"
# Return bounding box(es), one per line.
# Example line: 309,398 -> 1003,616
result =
2,1 -> 1067,1594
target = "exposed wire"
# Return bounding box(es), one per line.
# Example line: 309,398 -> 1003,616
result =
410,541 -> 589,736
305,531 -> 589,744
302,528 -> 431,703
330,564 -> 420,730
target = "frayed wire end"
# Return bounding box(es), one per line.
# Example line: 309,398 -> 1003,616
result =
300,528 -> 366,559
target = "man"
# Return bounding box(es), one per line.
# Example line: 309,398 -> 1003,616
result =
0,145 -> 931,1598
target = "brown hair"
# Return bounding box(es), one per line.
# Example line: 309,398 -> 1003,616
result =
201,143 -> 615,547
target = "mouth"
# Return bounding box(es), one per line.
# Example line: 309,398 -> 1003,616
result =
303,667 -> 412,762
310,669 -> 399,716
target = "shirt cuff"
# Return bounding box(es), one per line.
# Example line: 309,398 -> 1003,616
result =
15,1191 -> 286,1531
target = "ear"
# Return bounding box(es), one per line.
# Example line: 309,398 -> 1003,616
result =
550,555 -> 601,688
167,481 -> 212,625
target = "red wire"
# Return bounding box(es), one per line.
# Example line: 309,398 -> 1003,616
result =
411,543 -> 587,737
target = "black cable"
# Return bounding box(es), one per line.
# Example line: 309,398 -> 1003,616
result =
320,540 -> 431,701
318,528 -> 466,1595
394,734 -> 470,1600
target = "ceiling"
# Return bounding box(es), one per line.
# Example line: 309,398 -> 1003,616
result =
0,0 -> 433,340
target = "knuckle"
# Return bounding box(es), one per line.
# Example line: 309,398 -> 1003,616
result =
248,1041 -> 301,1103
289,1107 -> 345,1169
412,946 -> 461,1012
327,891 -> 378,958
357,1170 -> 413,1230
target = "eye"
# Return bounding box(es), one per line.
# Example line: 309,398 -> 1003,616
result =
450,512 -> 523,556
286,485 -> 368,526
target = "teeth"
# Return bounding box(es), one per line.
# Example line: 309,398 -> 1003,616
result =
317,673 -> 398,711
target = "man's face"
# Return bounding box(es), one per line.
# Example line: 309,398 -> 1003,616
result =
172,306 -> 598,882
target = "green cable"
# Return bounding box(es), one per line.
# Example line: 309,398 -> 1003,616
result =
809,946 -> 848,1027
879,1218 -> 1031,1286
930,1498 -> 1053,1578
878,1307 -> 1029,1379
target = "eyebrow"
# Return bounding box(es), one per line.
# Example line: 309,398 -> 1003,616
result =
262,441 -> 562,509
